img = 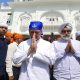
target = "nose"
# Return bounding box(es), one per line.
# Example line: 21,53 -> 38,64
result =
33,32 -> 36,37
2,27 -> 6,31
65,31 -> 68,34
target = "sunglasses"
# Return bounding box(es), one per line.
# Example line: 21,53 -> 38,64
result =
61,30 -> 71,33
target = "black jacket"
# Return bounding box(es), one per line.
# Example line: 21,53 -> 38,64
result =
0,36 -> 8,75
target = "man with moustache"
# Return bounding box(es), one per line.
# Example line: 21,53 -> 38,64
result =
13,21 -> 56,80
0,22 -> 8,80
52,23 -> 80,80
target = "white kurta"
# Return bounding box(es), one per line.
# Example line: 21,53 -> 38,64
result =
6,42 -> 21,76
13,38 -> 56,80
6,42 -> 18,76
52,39 -> 80,80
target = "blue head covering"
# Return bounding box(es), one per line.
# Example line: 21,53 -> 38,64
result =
29,21 -> 43,30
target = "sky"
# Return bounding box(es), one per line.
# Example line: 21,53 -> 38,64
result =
0,0 -> 9,3
0,0 -> 9,6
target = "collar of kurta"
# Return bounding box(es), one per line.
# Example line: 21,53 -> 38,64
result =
59,39 -> 71,43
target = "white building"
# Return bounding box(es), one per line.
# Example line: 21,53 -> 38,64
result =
1,0 -> 80,39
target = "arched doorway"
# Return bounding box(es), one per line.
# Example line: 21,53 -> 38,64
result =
40,11 -> 64,34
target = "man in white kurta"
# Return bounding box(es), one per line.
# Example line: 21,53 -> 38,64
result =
6,34 -> 23,80
13,21 -> 56,80
52,23 -> 80,80
6,42 -> 18,77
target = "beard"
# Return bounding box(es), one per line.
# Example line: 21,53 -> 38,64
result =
61,34 -> 71,41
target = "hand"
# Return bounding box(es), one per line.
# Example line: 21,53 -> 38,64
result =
70,43 -> 75,53
31,33 -> 37,51
9,76 -> 14,80
65,40 -> 75,54
28,33 -> 37,56
65,40 -> 71,53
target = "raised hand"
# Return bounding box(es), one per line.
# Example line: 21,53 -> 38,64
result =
9,76 -> 14,80
70,42 -> 75,53
65,40 -> 71,53
28,33 -> 37,56
65,40 -> 75,54
31,33 -> 37,51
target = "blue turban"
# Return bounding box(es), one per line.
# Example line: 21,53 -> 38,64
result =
29,21 -> 43,30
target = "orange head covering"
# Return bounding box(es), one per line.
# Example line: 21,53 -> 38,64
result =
5,32 -> 13,37
12,33 -> 18,40
13,33 -> 23,40
13,33 -> 18,36
10,38 -> 14,43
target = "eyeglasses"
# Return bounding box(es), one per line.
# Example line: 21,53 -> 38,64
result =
61,30 -> 71,33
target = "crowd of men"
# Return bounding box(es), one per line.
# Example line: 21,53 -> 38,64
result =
0,21 -> 80,80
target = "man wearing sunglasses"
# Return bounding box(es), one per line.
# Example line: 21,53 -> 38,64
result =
13,21 -> 56,80
52,23 -> 80,80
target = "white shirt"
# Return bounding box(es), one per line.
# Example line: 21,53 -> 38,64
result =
13,38 -> 56,80
52,39 -> 80,80
6,42 -> 21,76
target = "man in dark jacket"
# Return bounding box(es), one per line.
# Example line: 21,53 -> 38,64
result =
0,22 -> 8,80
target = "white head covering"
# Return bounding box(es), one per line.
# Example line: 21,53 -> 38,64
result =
59,22 -> 72,33
0,21 -> 8,28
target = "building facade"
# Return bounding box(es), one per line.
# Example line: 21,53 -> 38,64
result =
0,0 -> 80,38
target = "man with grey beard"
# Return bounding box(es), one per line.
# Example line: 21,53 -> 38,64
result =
52,23 -> 80,80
